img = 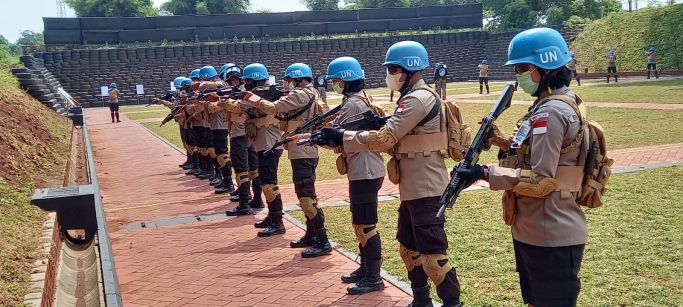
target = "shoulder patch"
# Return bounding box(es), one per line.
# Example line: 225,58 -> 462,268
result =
532,120 -> 547,135
529,112 -> 549,122
395,103 -> 405,113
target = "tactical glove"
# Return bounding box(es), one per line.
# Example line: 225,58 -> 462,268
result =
454,165 -> 488,189
315,128 -> 345,148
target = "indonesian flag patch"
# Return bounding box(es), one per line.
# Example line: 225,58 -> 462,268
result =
532,120 -> 548,135
396,103 -> 405,113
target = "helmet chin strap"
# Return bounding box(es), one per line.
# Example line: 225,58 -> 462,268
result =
398,71 -> 416,99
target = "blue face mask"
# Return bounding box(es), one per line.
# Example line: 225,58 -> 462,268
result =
516,71 -> 539,95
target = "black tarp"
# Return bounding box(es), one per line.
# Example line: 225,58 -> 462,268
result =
43,18 -> 81,31
44,30 -> 81,45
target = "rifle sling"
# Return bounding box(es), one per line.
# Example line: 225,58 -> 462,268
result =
276,89 -> 316,121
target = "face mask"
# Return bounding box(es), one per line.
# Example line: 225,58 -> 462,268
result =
516,71 -> 539,95
332,82 -> 344,94
244,83 -> 254,91
286,81 -> 296,90
385,71 -> 403,91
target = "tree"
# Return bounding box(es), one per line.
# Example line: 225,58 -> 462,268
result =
300,0 -> 339,10
0,35 -> 20,63
16,31 -> 44,46
65,0 -> 159,17
255,8 -> 273,13
160,0 -> 250,15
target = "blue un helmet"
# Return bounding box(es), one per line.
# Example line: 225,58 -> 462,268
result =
650,46 -> 656,51
219,63 -> 236,75
326,57 -> 364,82
505,27 -> 571,70
242,63 -> 269,81
180,78 -> 192,88
482,60 -> 488,64
222,64 -> 243,82
382,41 -> 429,71
198,66 -> 218,80
173,76 -> 185,88
608,50 -> 615,55
189,69 -> 200,80
110,82 -> 117,88
284,63 -> 313,79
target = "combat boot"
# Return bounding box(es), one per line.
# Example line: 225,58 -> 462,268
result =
210,165 -> 222,186
341,244 -> 366,283
257,211 -> 286,237
655,70 -> 660,79
290,219 -> 316,248
301,228 -> 332,258
485,84 -> 490,94
226,200 -> 254,216
186,152 -> 201,175
406,284 -> 434,307
347,259 -> 384,295
215,178 -> 236,194
647,71 -> 651,79
198,158 -> 215,180
254,211 -> 272,228
179,153 -> 191,168
479,85 -> 483,95
248,198 -> 264,209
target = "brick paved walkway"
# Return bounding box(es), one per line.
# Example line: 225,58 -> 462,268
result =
88,97 -> 683,306
86,109 -> 412,307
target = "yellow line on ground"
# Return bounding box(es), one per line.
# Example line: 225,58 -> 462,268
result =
105,193 -> 230,212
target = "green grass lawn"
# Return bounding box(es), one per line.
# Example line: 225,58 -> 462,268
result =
119,105 -> 166,113
124,110 -> 171,120
290,166 -> 683,306
141,103 -> 683,183
469,78 -> 683,103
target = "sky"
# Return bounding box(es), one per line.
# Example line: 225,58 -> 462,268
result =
0,0 -> 308,43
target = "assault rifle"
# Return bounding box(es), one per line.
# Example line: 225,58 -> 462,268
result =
263,104 -> 343,155
190,85 -> 289,102
159,105 -> 186,127
436,83 -> 515,219
147,91 -> 175,106
300,110 -> 392,146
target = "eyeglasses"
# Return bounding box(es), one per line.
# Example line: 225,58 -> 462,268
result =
514,65 -> 537,75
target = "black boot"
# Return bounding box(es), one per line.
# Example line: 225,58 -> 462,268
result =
210,162 -> 222,186
485,84 -> 490,94
647,71 -> 651,79
248,175 -> 263,209
341,244 -> 366,283
115,112 -> 121,122
655,70 -> 659,79
301,228 -> 332,258
406,284 -> 434,307
215,179 -> 235,194
290,219 -> 316,248
347,259 -> 385,295
257,211 -> 286,237
198,156 -> 215,180
615,75 -> 618,82
606,75 -> 610,83
254,211 -> 271,228
186,152 -> 201,175
576,78 -> 581,86
226,200 -> 254,216
479,85 -> 483,94
179,152 -> 191,168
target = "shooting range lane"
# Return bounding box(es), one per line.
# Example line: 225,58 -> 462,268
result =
83,108 -> 413,306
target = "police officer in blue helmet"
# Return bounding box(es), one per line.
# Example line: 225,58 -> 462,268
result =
313,41 -> 465,307
107,82 -> 121,123
646,46 -> 658,79
457,27 -> 588,307
605,49 -> 617,83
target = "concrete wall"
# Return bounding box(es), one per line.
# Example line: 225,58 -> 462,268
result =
29,30 -> 528,107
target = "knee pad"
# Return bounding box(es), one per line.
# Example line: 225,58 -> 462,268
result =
217,154 -> 230,167
207,148 -> 217,158
262,184 -> 280,202
353,224 -> 377,247
299,197 -> 319,219
248,169 -> 259,180
399,244 -> 422,272
236,171 -> 249,186
421,254 -> 453,286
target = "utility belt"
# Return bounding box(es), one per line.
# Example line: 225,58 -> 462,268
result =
395,132 -> 449,159
254,115 -> 279,128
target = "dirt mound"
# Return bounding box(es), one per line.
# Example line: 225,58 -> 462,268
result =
0,69 -> 71,306
0,69 -> 71,188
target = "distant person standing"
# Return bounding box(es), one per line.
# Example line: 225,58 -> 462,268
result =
646,46 -> 659,79
314,70 -> 328,104
478,60 -> 490,94
434,62 -> 448,99
389,90 -> 395,102
566,54 -> 581,86
108,82 -> 121,123
605,49 -> 618,83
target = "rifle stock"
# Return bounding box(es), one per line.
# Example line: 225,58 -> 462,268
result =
160,105 -> 185,127
147,91 -> 175,106
436,84 -> 514,219
263,104 -> 343,155
301,110 -> 391,146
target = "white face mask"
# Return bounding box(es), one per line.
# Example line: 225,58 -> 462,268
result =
385,69 -> 403,91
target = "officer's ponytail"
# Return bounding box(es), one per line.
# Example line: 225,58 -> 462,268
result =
536,66 -> 573,95
343,79 -> 365,95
